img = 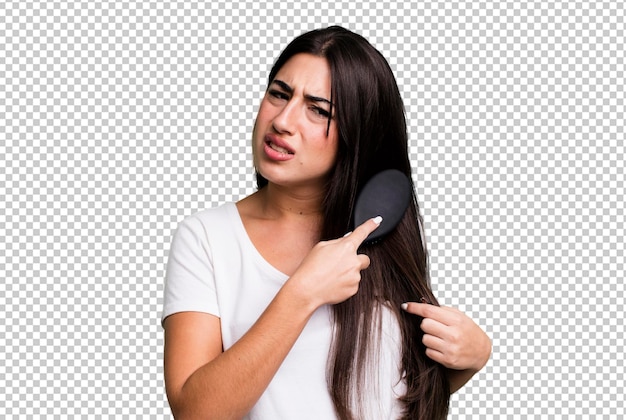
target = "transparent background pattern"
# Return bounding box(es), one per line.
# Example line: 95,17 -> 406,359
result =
1,1 -> 624,418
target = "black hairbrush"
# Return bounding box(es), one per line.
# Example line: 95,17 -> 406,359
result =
353,169 -> 413,244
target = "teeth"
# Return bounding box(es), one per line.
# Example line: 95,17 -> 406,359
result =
269,142 -> 292,154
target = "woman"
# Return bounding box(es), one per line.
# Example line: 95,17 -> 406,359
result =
162,26 -> 491,419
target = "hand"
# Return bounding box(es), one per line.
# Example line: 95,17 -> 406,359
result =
402,302 -> 491,371
288,216 -> 382,308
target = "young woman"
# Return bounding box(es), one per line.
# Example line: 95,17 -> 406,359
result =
162,26 -> 491,419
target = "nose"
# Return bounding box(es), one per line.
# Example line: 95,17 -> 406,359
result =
271,99 -> 298,135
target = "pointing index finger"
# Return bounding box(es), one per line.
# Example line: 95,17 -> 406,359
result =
402,302 -> 456,326
345,216 -> 382,247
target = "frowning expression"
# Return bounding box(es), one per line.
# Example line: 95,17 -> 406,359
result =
253,53 -> 338,191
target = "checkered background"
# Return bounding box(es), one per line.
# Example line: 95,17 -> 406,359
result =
1,1 -> 624,418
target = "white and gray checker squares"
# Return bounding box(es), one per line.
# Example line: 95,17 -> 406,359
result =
1,1 -> 624,418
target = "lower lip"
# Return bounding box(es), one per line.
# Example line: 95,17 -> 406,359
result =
263,142 -> 295,161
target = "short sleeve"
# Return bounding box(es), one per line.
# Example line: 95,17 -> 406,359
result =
161,215 -> 220,326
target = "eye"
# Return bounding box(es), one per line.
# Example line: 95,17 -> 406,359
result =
311,106 -> 330,118
268,89 -> 289,101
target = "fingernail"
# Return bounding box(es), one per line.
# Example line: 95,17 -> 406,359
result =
401,302 -> 408,311
372,216 -> 383,225
343,231 -> 352,237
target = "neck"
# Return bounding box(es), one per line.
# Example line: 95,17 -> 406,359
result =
259,182 -> 325,221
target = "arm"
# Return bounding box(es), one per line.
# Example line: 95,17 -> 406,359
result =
163,218 -> 382,419
401,302 -> 492,393
446,367 -> 485,394
164,281 -> 317,420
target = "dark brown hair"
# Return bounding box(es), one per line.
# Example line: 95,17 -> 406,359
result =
257,26 -> 450,419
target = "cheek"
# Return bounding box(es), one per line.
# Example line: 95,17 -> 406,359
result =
253,102 -> 273,140
325,130 -> 339,161
309,137 -> 339,167
256,98 -> 275,121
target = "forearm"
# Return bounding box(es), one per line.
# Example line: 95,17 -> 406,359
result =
446,368 -> 479,394
446,339 -> 491,393
170,283 -> 317,419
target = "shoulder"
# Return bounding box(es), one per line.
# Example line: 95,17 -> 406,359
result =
174,202 -> 238,238
182,202 -> 237,226
167,202 -> 245,262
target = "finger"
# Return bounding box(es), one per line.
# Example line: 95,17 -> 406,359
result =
420,317 -> 449,339
401,302 -> 457,326
344,216 -> 382,247
422,333 -> 447,353
424,347 -> 446,365
357,254 -> 371,270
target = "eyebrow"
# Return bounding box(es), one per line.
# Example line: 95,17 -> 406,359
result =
271,79 -> 333,107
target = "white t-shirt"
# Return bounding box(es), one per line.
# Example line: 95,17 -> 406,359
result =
162,202 -> 406,419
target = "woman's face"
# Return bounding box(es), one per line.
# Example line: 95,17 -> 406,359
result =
253,53 -> 338,192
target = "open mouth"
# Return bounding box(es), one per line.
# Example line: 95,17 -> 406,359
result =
266,141 -> 294,155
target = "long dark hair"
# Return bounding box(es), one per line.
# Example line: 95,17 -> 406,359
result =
257,26 -> 450,419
